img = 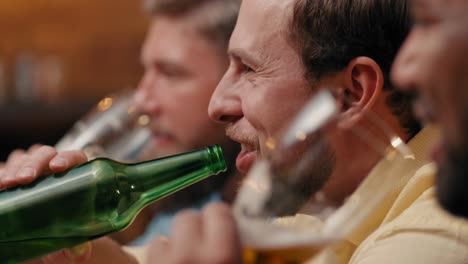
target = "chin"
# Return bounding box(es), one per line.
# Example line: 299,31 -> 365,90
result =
436,147 -> 468,218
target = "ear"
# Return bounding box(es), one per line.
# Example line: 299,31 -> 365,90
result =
337,56 -> 384,127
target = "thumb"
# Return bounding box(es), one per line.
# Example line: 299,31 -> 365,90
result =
42,242 -> 92,264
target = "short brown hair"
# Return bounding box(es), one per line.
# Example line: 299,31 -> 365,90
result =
144,0 -> 240,53
290,0 -> 420,137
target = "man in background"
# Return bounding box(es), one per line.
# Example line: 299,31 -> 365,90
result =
0,0 -> 241,256
392,0 -> 468,218
120,0 -> 241,244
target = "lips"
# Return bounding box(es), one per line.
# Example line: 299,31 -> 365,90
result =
236,148 -> 258,174
225,124 -> 260,173
151,132 -> 174,147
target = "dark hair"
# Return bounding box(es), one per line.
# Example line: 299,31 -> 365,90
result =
290,0 -> 421,137
144,0 -> 240,53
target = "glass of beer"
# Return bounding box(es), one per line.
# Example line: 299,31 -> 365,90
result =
234,89 -> 415,263
54,90 -> 154,162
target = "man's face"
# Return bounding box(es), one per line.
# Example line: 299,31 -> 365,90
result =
135,16 -> 230,158
392,0 -> 468,216
208,0 -> 314,174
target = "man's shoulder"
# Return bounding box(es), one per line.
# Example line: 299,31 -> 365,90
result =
381,162 -> 468,236
351,184 -> 468,263
381,186 -> 468,240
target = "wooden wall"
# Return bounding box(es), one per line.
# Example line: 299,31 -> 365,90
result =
0,0 -> 148,101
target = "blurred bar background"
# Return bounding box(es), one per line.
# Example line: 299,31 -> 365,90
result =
0,0 -> 148,160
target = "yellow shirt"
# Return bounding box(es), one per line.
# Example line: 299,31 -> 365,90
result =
307,127 -> 468,263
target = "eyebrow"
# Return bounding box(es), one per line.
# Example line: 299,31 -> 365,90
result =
141,56 -> 178,71
228,47 -> 261,68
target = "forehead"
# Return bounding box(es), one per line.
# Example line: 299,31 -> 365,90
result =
142,16 -> 214,62
145,16 -> 200,47
229,0 -> 296,60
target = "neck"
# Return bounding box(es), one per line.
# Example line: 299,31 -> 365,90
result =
323,145 -> 382,206
323,116 -> 408,205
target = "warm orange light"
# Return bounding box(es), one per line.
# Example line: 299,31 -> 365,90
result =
97,97 -> 113,111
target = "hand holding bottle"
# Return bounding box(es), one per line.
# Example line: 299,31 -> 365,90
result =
0,145 -> 226,262
0,145 -> 87,190
0,145 -> 92,263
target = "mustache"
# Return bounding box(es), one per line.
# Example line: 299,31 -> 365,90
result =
225,124 -> 259,149
148,121 -> 171,135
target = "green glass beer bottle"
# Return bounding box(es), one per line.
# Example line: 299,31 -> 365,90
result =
0,145 -> 226,263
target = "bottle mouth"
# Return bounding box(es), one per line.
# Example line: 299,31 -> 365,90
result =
207,145 -> 227,174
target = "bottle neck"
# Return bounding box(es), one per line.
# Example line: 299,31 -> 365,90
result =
125,145 -> 226,202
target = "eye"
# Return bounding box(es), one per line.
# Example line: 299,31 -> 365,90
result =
229,55 -> 257,76
243,64 -> 255,73
161,70 -> 178,78
159,65 -> 189,79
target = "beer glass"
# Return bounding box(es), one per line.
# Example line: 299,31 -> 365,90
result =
55,90 -> 154,162
234,90 -> 415,263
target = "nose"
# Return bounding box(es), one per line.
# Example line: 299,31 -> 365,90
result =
208,75 -> 243,124
133,71 -> 161,115
391,31 -> 419,93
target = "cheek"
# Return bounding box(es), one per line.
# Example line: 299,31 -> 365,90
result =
243,80 -> 312,139
265,85 -> 311,132
167,93 -> 214,137
416,45 -> 442,86
429,36 -> 467,135
174,112 -> 224,147
400,31 -> 442,81
425,28 -> 467,85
